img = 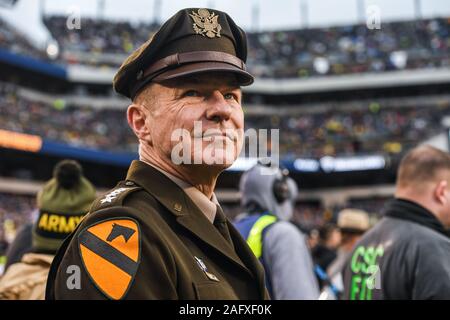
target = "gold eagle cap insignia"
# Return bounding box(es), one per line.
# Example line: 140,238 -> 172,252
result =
189,9 -> 222,38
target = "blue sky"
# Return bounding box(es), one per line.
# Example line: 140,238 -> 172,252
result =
1,0 -> 449,47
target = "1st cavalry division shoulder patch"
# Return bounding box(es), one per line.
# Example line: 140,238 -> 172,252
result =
77,218 -> 141,300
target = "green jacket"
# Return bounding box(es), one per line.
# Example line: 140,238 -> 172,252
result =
46,160 -> 269,300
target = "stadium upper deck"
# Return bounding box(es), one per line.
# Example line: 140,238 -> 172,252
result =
39,16 -> 450,78
2,15 -> 449,78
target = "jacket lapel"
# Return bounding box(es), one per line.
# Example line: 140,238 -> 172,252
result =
126,161 -> 254,278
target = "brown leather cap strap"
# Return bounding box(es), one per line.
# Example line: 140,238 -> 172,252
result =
143,51 -> 247,78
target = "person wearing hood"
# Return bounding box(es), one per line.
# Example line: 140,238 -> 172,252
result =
234,162 -> 320,299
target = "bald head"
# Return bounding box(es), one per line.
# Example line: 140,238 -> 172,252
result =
395,145 -> 450,228
397,145 -> 450,190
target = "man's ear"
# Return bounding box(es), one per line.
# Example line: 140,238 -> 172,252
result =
127,104 -> 152,144
434,180 -> 448,205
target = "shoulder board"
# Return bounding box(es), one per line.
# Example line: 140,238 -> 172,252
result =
90,181 -> 142,212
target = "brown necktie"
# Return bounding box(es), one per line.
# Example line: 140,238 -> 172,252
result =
214,205 -> 235,249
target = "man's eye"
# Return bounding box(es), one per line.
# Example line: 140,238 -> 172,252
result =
224,93 -> 236,100
184,90 -> 200,97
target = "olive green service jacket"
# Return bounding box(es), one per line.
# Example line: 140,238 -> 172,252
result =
46,160 -> 269,300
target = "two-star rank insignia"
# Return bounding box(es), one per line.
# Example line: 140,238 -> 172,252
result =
78,218 -> 140,300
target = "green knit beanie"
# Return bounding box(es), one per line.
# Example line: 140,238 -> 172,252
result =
33,160 -> 96,253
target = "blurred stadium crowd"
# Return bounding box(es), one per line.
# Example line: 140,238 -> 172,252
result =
2,15 -> 449,75
0,82 -> 138,153
0,18 -> 47,60
1,81 -> 449,157
40,16 -> 450,76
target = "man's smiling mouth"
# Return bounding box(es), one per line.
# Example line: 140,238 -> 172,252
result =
194,130 -> 237,142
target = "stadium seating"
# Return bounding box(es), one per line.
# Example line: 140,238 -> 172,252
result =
0,18 -> 47,60
1,81 -> 447,158
40,16 -> 450,77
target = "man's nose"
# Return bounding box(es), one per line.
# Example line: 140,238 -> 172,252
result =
205,90 -> 232,123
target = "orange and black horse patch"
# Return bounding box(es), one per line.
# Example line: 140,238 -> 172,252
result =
78,218 -> 140,300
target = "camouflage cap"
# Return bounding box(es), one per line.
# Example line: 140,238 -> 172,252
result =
113,8 -> 254,100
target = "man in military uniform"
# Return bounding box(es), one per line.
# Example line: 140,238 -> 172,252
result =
45,8 -> 269,300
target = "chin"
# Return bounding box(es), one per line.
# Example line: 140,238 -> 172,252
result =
204,148 -> 237,166
198,158 -> 236,170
